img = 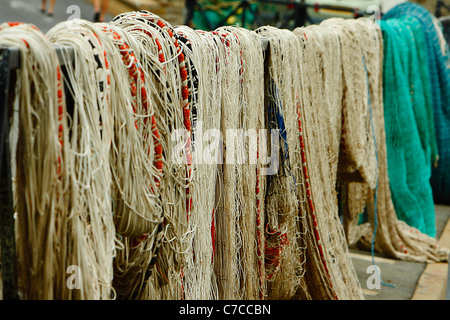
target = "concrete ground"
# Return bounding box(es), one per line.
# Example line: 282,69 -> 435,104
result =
351,205 -> 450,300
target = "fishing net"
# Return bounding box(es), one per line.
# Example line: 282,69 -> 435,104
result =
172,26 -> 221,300
256,27 -> 307,300
339,17 -> 449,263
257,23 -> 365,300
208,26 -> 267,300
293,24 -> 364,300
107,11 -> 193,300
384,3 -> 450,205
3,7 -> 449,301
378,17 -> 436,237
47,20 -> 117,299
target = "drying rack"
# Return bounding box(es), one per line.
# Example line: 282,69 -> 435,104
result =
0,38 -> 269,300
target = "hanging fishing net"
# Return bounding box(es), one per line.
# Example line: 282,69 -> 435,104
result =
338,17 -> 448,263
2,5 -> 449,301
384,3 -> 450,205
378,16 -> 437,237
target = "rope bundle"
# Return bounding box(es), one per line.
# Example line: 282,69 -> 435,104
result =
337,17 -> 448,264
47,20 -> 117,300
255,26 -> 308,300
0,22 -> 70,299
383,3 -> 450,206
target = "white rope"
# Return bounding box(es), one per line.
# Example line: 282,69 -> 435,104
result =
47,19 -> 118,300
0,22 -> 70,299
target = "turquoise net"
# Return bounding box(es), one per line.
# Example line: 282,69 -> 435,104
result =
379,16 -> 437,237
384,3 -> 450,206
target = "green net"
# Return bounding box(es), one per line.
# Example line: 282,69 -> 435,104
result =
192,0 -> 257,30
384,3 -> 450,205
379,16 -> 437,237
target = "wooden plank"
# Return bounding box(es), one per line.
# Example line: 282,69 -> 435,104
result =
411,215 -> 450,300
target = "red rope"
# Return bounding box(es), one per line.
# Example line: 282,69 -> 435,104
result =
296,95 -> 338,300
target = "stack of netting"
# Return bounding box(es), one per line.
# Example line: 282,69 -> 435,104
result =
379,14 -> 438,237
339,12 -> 449,264
0,5 -> 448,301
383,3 -> 450,207
375,3 -> 450,238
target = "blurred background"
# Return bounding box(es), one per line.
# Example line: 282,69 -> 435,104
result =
1,0 -> 449,33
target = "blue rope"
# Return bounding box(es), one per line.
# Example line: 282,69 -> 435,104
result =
370,180 -> 396,288
364,55 -> 396,288
267,78 -> 297,192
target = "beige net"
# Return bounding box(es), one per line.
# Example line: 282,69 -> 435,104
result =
0,22 -> 71,299
211,26 -> 266,300
257,24 -> 364,300
109,12 -> 192,300
4,10 -> 447,301
293,25 -> 364,300
173,26 -> 222,300
256,26 -> 307,300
